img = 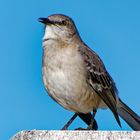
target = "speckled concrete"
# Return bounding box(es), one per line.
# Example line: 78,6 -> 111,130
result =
11,130 -> 140,140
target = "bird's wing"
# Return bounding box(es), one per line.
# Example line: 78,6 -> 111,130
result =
78,44 -> 121,127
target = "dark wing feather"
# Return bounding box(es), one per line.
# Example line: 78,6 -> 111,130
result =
78,44 -> 121,127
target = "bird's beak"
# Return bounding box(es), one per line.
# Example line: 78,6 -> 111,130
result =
38,18 -> 53,25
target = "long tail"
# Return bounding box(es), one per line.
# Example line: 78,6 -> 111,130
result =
117,99 -> 140,130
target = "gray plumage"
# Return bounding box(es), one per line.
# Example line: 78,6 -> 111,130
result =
39,14 -> 140,130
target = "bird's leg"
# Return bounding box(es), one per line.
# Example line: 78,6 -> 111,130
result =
75,112 -> 98,130
61,113 -> 78,130
87,109 -> 97,130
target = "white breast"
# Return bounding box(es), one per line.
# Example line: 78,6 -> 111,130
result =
43,46 -> 86,98
42,42 -> 102,113
43,25 -> 57,40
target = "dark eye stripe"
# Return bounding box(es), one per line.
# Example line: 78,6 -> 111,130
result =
53,21 -> 67,26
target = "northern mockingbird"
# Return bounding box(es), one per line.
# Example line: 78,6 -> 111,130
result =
39,14 -> 140,130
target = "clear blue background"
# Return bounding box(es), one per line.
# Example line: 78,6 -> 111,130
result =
0,0 -> 140,139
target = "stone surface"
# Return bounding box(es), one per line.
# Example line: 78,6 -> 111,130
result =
11,130 -> 140,140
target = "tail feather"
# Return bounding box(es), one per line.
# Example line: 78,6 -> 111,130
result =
117,99 -> 140,130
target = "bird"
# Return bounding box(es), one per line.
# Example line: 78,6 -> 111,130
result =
38,14 -> 140,130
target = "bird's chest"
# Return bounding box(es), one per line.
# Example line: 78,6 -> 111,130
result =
42,42 -> 103,113
42,46 -> 88,108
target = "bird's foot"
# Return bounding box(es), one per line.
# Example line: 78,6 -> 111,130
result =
61,113 -> 78,130
86,124 -> 95,130
87,120 -> 98,130
75,127 -> 88,130
61,126 -> 68,130
75,125 -> 97,130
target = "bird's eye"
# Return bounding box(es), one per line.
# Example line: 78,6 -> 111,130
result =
62,20 -> 67,25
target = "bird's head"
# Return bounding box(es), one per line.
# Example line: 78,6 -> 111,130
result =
38,14 -> 79,42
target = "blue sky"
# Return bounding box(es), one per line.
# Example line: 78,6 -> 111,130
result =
1,0 -> 140,139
